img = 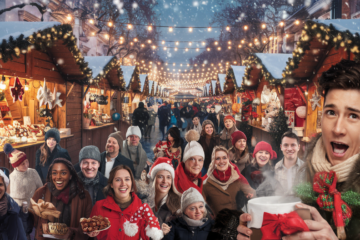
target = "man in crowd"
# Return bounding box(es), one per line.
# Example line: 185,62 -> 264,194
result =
132,102 -> 149,137
145,103 -> 157,139
158,101 -> 171,140
274,131 -> 304,195
122,126 -> 151,179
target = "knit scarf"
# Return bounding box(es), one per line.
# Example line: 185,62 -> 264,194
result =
232,148 -> 250,172
182,214 -> 207,227
212,166 -> 232,182
220,125 -> 237,140
175,162 -> 204,193
208,163 -> 244,190
0,194 -> 7,217
47,180 -> 77,226
311,138 -> 359,182
78,171 -> 100,187
123,141 -> 147,179
183,163 -> 202,182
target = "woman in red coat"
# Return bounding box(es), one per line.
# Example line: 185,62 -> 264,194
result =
88,165 -> 163,240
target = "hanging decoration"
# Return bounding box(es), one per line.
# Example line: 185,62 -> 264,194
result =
96,95 -> 108,105
0,92 -> 5,101
39,108 -> 53,119
10,77 -> 25,102
52,87 -> 63,108
309,90 -> 321,111
37,79 -> 54,108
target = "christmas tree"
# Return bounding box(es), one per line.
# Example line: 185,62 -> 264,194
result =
150,81 -> 155,96
268,109 -> 289,160
118,67 -> 126,91
209,81 -> 213,96
130,65 -> 141,93
143,76 -> 149,97
223,67 -> 235,94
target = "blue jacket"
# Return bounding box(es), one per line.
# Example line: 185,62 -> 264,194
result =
0,194 -> 27,240
163,217 -> 214,240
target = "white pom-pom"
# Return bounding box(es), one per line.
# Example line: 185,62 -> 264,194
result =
145,225 -> 164,240
123,220 -> 139,237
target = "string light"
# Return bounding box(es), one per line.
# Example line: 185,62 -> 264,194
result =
148,39 -> 152,43
201,42 -> 205,46
189,42 -> 192,46
108,22 -> 113,27
226,25 -> 230,31
228,41 -> 231,45
185,48 -> 188,51
214,41 -> 218,45
89,19 -> 94,24
163,47 -> 167,50
175,41 -> 179,45
217,47 -> 221,51
261,23 -> 266,29
174,47 -> 178,51
243,25 -> 248,30
295,20 -> 300,25
169,27 -> 173,32
189,27 -> 193,32
238,45 -> 242,48
148,25 -> 152,31
207,27 -> 212,32
161,40 -> 165,44
133,38 -> 138,42
67,15 -> 72,21
196,48 -> 199,51
279,21 -> 284,27
207,48 -> 210,51
128,24 -> 133,29
152,45 -> 156,49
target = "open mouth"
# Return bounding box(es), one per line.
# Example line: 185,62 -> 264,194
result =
331,142 -> 349,157
160,184 -> 169,189
55,181 -> 64,188
118,187 -> 128,193
259,157 -> 268,162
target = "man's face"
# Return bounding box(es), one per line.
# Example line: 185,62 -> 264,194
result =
210,108 -> 215,113
127,135 -> 140,146
321,89 -> 360,166
106,137 -> 120,154
192,117 -> 200,126
280,137 -> 300,161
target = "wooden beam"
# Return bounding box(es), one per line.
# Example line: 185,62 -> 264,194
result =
295,85 -> 307,103
66,82 -> 75,98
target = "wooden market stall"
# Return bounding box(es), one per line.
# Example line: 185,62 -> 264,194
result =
282,19 -> 360,141
82,56 -> 126,151
0,21 -> 92,169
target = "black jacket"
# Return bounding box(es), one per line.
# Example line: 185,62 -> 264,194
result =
173,107 -> 182,128
207,113 -> 218,132
198,135 -> 220,169
132,103 -> 150,128
158,105 -> 171,126
35,144 -> 71,183
77,171 -> 107,206
180,106 -> 194,119
164,217 -> 214,240
99,151 -> 135,176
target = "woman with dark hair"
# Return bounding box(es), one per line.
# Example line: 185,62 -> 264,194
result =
228,131 -> 252,172
154,127 -> 183,168
198,120 -> 220,176
89,165 -> 163,240
35,128 -> 71,183
0,170 -> 27,240
32,158 -> 92,240
219,116 -> 238,149
138,157 -> 181,226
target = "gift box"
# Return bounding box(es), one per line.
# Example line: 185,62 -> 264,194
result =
247,196 -> 310,240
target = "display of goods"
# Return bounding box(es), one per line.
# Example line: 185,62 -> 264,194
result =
80,215 -> 111,233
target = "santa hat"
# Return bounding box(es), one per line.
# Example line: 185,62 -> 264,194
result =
126,126 -> 142,139
183,130 -> 204,162
123,202 -> 164,240
224,115 -> 236,123
148,157 -> 180,195
3,143 -> 27,168
253,141 -> 277,160
231,131 -> 247,146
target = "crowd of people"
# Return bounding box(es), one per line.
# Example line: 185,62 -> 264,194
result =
1,59 -> 360,240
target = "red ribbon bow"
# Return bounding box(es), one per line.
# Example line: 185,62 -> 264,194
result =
261,211 -> 309,240
313,171 -> 352,228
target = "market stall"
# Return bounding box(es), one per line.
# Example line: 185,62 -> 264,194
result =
0,21 -> 92,169
282,19 -> 360,141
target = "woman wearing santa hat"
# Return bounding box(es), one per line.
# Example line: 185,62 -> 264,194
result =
202,146 -> 255,216
4,144 -> 42,238
174,130 -> 206,194
239,141 -> 282,208
89,165 -> 163,240
162,187 -> 214,240
228,131 -> 252,172
140,157 -> 181,226
219,115 -> 238,150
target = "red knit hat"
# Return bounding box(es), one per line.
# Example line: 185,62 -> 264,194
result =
224,115 -> 235,123
252,141 -> 277,160
231,131 -> 247,146
3,143 -> 27,168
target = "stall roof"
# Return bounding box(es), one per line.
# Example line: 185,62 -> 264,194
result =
172,92 -> 196,99
254,53 -> 292,79
0,21 -> 61,41
85,56 -> 115,79
121,66 -> 135,88
211,80 -> 217,95
218,74 -> 226,92
230,66 -> 245,87
314,19 -> 360,35
140,74 -> 147,92
148,80 -> 153,94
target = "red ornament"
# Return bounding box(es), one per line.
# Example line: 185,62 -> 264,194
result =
10,77 -> 25,102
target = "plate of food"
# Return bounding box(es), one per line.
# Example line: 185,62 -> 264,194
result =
42,223 -> 68,239
80,215 -> 111,233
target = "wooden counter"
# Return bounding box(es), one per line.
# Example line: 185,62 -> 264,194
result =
0,134 -> 74,172
83,123 -> 115,130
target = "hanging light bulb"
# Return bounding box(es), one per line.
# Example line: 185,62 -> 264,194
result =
163,47 -> 167,50
161,40 -> 165,44
243,25 -> 248,30
25,80 -> 29,91
148,39 -> 152,44
207,48 -> 211,51
148,25 -> 152,31
226,25 -> 230,31
108,22 -> 113,27
89,19 -> 94,24
196,48 -> 199,51
189,27 -> 193,32
169,27 -> 173,32
189,42 -> 192,46
185,48 -> 188,51
214,41 -> 218,45
207,27 -> 212,32
128,24 -> 133,29
174,47 -> 178,51
0,76 -> 6,90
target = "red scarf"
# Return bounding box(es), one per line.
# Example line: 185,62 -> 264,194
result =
175,162 -> 205,193
56,185 -> 70,204
212,166 -> 231,182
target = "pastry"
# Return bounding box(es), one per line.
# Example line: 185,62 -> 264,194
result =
80,216 -> 110,233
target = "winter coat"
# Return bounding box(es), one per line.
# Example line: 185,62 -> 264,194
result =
158,105 -> 171,126
173,107 -> 182,128
206,113 -> 218,133
147,109 -> 157,126
180,106 -> 194,119
196,111 -> 207,124
32,184 -> 92,240
77,171 -> 107,205
229,148 -> 252,173
163,217 -> 214,240
198,135 -> 220,169
35,144 -> 72,183
90,193 -> 162,240
132,104 -> 150,129
99,151 -> 135,177
295,134 -> 360,239
0,193 -> 27,240
219,126 -> 238,150
218,114 -> 225,133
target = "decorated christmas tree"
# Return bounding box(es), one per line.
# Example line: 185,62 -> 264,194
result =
268,109 -> 289,160
118,67 -> 126,91
209,81 -> 213,96
130,65 -> 141,93
215,76 -> 222,95
143,76 -> 149,97
223,67 -> 236,94
150,81 -> 155,96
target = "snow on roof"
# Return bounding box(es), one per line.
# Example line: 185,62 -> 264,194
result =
231,66 -> 246,87
211,80 -> 217,95
0,21 -> 62,42
314,19 -> 360,35
254,53 -> 292,79
121,66 -> 135,88
148,80 -> 153,94
140,74 -> 147,92
218,74 -> 226,92
84,56 -> 115,78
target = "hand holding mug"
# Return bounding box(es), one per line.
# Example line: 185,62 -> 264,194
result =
237,213 -> 252,240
